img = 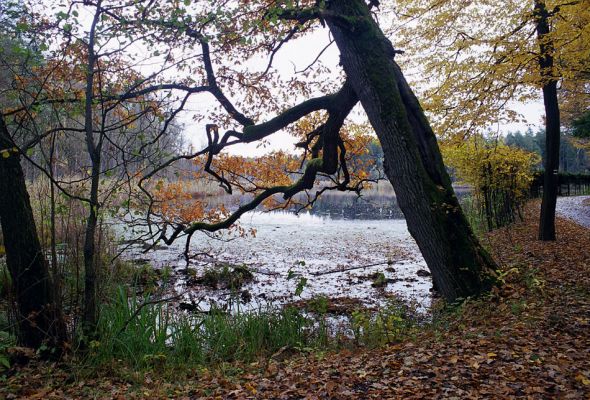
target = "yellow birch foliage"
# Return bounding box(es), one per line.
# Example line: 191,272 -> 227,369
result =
441,136 -> 540,204
389,0 -> 590,137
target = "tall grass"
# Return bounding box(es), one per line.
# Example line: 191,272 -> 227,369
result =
85,287 -> 320,371
25,177 -> 126,335
460,195 -> 489,235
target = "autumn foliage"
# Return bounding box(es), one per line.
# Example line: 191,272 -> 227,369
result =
441,136 -> 540,230
392,0 -> 590,137
152,118 -> 379,226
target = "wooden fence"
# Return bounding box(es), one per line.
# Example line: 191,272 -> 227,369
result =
530,172 -> 590,198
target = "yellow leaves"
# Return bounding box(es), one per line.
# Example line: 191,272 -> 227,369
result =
441,135 -> 539,202
0,147 -> 18,159
292,112 -> 327,141
575,373 -> 590,386
244,382 -> 257,395
392,0 -> 590,138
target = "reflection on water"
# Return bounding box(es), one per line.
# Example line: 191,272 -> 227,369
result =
241,210 -> 329,225
305,192 -> 405,220
290,185 -> 471,220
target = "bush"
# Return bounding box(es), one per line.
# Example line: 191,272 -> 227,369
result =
351,299 -> 420,347
442,136 -> 540,231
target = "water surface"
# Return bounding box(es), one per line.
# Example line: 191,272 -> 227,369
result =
122,211 -> 432,312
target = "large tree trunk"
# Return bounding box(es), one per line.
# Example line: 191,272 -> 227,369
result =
0,116 -> 67,348
327,0 -> 497,302
535,0 -> 561,241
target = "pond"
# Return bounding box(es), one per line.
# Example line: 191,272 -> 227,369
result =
120,210 -> 433,315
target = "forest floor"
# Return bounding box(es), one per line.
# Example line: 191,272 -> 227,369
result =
1,201 -> 589,399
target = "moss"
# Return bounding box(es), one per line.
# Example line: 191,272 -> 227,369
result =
241,94 -> 337,143
305,157 -> 323,170
328,0 -> 498,301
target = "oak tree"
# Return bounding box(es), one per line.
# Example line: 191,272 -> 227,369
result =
134,0 -> 498,301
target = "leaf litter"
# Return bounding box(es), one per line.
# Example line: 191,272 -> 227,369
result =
1,201 -> 589,399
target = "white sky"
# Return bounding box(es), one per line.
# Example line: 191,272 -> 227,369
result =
182,28 -> 545,156
45,1 -> 546,157
180,28 -> 342,156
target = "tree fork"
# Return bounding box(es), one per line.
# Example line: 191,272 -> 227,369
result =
160,80 -> 357,244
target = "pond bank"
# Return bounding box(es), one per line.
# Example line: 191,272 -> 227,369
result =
3,203 -> 589,399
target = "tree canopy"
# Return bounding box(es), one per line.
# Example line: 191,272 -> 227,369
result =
389,0 -> 590,137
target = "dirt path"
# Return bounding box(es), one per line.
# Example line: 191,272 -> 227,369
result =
556,195 -> 590,228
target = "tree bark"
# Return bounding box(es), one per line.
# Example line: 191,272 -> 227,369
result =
82,1 -> 102,333
0,115 -> 67,348
535,0 -> 561,241
326,0 -> 497,301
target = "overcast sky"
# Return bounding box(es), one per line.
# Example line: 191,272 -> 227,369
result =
47,1 -> 546,157
180,27 -> 545,156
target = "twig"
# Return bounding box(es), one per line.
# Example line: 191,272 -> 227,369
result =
117,291 -> 187,335
309,261 -> 395,276
254,268 -> 281,276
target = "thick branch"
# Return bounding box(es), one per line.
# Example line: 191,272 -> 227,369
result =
178,81 -> 358,238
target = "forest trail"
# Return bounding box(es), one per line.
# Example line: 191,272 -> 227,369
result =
556,195 -> 590,228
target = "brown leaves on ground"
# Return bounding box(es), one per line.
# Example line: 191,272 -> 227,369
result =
2,203 -> 589,399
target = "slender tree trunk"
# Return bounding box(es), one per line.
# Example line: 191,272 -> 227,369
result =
49,133 -> 63,323
535,0 -> 561,241
83,172 -> 100,332
327,0 -> 497,301
0,115 -> 67,348
82,1 -> 102,333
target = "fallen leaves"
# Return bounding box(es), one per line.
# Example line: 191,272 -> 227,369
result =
1,203 -> 589,399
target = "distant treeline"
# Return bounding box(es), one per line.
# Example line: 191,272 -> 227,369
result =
505,129 -> 590,174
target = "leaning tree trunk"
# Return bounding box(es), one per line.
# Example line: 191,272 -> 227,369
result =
535,0 -> 560,241
0,115 -> 67,348
327,0 -> 497,302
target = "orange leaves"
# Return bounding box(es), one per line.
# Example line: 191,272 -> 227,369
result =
211,151 -> 299,191
152,175 -> 252,233
340,123 -> 378,187
153,180 -> 206,224
292,111 -> 327,142
2,202 -> 590,399
151,176 -> 232,226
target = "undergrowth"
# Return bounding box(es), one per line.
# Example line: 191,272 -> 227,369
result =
82,287 -> 324,374
75,285 -> 423,378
